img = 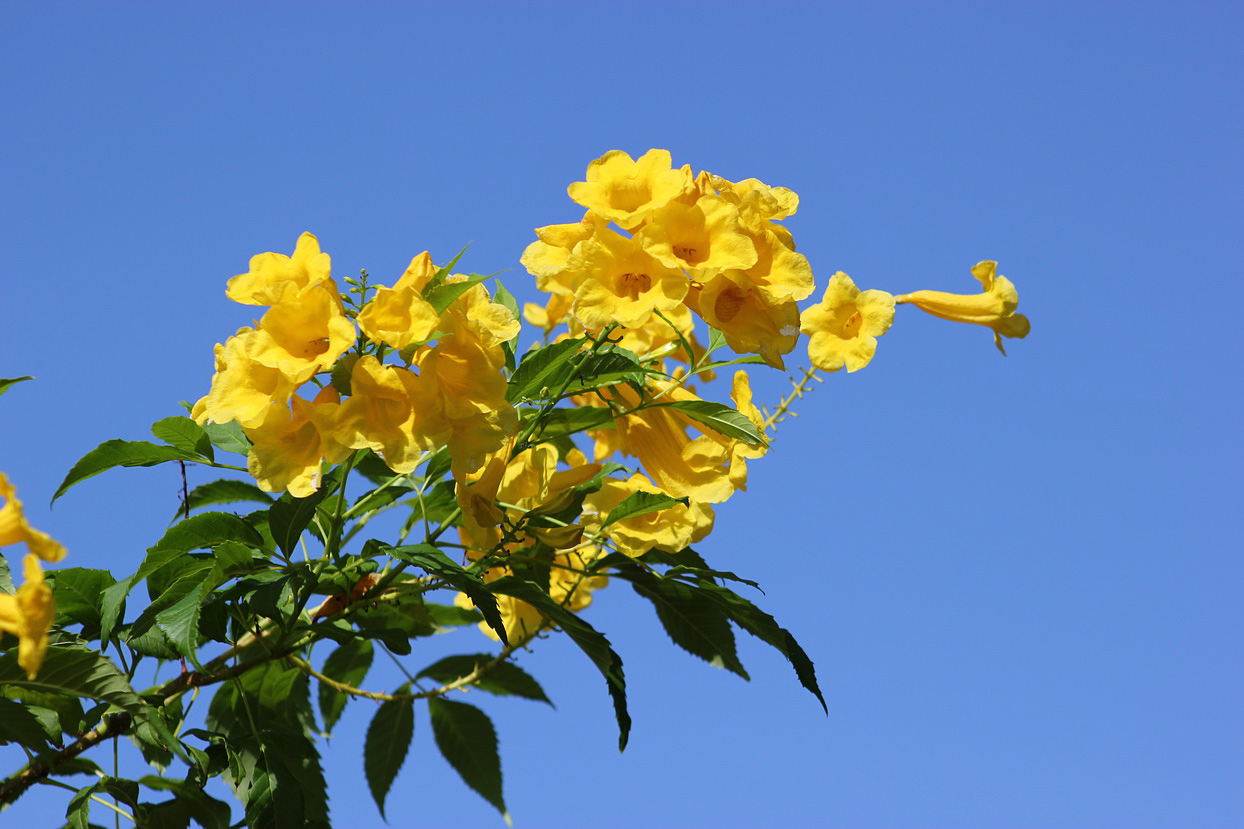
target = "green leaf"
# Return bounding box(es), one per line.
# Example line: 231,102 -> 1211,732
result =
175,479 -> 273,520
269,487 -> 331,559
631,577 -> 749,679
428,698 -> 508,821
534,405 -> 616,439
695,581 -> 827,713
601,490 -> 689,529
0,376 -> 34,397
506,336 -> 587,403
650,399 -> 767,446
706,326 -> 727,355
486,577 -> 630,749
363,688 -> 415,819
423,271 -> 492,316
53,439 -> 202,502
491,280 -> 521,337
0,696 -> 51,747
138,775 -> 233,829
151,416 -> 214,460
382,544 -> 509,646
692,354 -> 769,373
417,655 -> 551,705
0,552 -> 13,595
48,567 -> 116,634
202,419 -> 251,455
318,639 -> 374,732
565,349 -> 651,394
153,577 -> 212,662
0,647 -> 143,714
426,602 -> 482,630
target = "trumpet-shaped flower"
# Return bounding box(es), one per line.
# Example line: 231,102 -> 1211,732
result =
567,149 -> 692,230
567,229 -> 688,330
583,473 -> 714,558
250,284 -> 356,382
0,554 -> 55,679
334,357 -> 446,475
895,260 -> 1031,354
194,328 -> 299,429
686,271 -> 801,369
226,232 -> 333,306
245,387 -> 351,497
800,272 -> 895,373
636,194 -> 758,274
356,256 -> 441,351
0,473 -> 66,562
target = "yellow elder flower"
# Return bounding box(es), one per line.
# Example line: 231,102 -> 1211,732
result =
568,229 -> 688,330
250,284 -> 356,382
800,272 -> 896,373
738,221 -> 815,305
194,328 -> 299,429
226,232 -> 332,306
0,554 -> 55,679
520,212 -> 608,295
636,194 -> 758,274
582,473 -> 714,558
567,149 -> 693,230
356,256 -> 440,351
686,271 -> 801,370
895,260 -> 1031,355
0,473 -> 66,562
334,357 -> 447,475
245,387 -> 351,497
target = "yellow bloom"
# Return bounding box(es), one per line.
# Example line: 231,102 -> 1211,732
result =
582,473 -> 714,558
686,270 -> 801,369
0,554 -> 56,679
244,387 -> 351,497
250,284 -> 357,382
0,473 -> 66,562
636,194 -> 758,274
567,229 -> 688,330
356,255 -> 441,351
521,212 -> 608,296
194,328 -> 299,429
334,357 -> 447,475
800,272 -> 895,373
567,149 -> 693,230
226,232 -> 332,306
895,260 -> 1031,354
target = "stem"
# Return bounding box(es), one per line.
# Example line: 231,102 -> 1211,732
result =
764,366 -> 820,431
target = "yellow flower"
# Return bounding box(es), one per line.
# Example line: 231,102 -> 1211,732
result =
686,271 -> 801,369
0,554 -> 56,679
0,473 -> 66,562
334,357 -> 447,475
567,229 -> 688,330
226,232 -> 333,306
582,473 -> 714,558
895,260 -> 1031,354
194,328 -> 299,429
249,284 -> 357,382
567,149 -> 693,230
800,272 -> 895,373
356,255 -> 441,351
244,387 -> 351,497
636,194 -> 758,274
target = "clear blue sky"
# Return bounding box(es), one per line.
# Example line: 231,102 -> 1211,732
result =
2,2 -> 1241,826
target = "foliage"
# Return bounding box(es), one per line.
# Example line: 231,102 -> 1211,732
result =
0,149 -> 1027,826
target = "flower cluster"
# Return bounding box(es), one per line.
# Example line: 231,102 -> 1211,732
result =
0,473 -> 64,678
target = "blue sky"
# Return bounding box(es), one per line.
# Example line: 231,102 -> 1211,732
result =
2,2 -> 1241,826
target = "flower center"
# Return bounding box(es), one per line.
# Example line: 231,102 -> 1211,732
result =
617,272 -> 652,302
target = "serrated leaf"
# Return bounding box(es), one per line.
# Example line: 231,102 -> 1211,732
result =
53,439 -> 202,502
0,376 -> 34,397
154,578 -> 211,662
428,698 -> 508,820
382,544 -> 508,646
318,639 -> 374,732
0,552 -> 13,595
269,487 -> 331,559
202,419 -> 251,455
0,647 -> 143,714
631,577 -> 749,679
650,399 -> 766,446
0,696 -> 51,747
364,688 -> 414,819
175,479 -> 273,520
566,348 -> 649,394
151,415 -> 214,460
417,655 -> 551,705
47,567 -> 116,633
695,581 -> 826,713
423,271 -> 492,316
486,577 -> 630,749
506,336 -> 587,403
601,490 -> 688,529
